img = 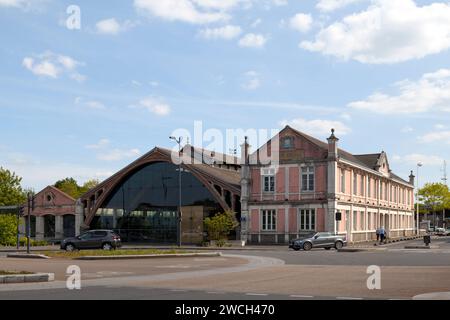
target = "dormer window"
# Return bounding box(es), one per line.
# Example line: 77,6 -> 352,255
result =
281,137 -> 294,149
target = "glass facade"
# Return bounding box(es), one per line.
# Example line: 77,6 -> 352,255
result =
90,162 -> 222,243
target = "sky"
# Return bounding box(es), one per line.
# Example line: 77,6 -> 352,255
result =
0,0 -> 449,191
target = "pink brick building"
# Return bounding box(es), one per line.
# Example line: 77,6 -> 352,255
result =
240,126 -> 416,244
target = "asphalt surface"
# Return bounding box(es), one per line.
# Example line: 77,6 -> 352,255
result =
1,237 -> 449,300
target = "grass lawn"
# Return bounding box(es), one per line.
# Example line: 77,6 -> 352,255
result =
0,271 -> 34,275
41,249 -> 195,259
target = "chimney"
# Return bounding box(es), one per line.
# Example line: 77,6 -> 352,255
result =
409,170 -> 415,185
327,129 -> 339,160
241,136 -> 250,165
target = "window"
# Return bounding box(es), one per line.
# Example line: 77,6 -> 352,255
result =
281,137 -> 294,149
301,166 -> 315,191
360,212 -> 365,231
360,175 -> 364,196
299,209 -> 316,231
261,210 -> 276,231
261,168 -> 275,193
353,211 -> 358,231
340,169 -> 345,193
368,212 -> 372,230
263,175 -> 275,192
353,174 -> 358,195
367,178 -> 371,198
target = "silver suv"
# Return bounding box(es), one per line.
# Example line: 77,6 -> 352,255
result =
289,232 -> 347,251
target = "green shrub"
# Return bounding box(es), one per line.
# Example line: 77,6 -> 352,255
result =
204,211 -> 238,242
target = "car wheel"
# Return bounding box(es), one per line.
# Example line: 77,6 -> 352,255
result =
325,247 -> 331,250
303,242 -> 312,251
335,241 -> 344,250
65,244 -> 76,252
102,243 -> 112,251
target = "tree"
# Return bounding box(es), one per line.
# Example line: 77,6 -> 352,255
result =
419,183 -> 450,226
0,167 -> 26,206
80,179 -> 100,194
204,211 -> 239,245
54,177 -> 81,199
0,215 -> 18,246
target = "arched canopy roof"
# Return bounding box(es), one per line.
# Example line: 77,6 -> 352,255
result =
81,147 -> 241,226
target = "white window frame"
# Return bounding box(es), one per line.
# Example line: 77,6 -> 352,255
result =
261,209 -> 277,231
301,166 -> 315,192
298,209 -> 316,232
261,168 -> 276,193
341,169 -> 346,193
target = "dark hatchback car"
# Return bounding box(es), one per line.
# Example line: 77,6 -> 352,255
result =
289,232 -> 347,251
60,230 -> 122,251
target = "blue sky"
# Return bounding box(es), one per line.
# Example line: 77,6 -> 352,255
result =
0,0 -> 449,190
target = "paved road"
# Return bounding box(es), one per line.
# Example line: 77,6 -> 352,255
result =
0,286 -> 388,300
1,238 -> 449,300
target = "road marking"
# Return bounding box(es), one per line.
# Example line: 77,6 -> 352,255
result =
336,297 -> 363,300
290,295 -> 314,299
170,289 -> 188,292
207,291 -> 227,294
246,293 -> 268,296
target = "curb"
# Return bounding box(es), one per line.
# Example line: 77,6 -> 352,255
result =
7,254 -> 50,259
404,245 -> 439,250
338,247 -> 386,253
74,252 -> 222,260
0,273 -> 54,284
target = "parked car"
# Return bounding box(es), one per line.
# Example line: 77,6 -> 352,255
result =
289,232 -> 347,251
60,230 -> 122,252
436,228 -> 450,236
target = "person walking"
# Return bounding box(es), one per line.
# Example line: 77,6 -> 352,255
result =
379,226 -> 386,244
376,227 -> 380,242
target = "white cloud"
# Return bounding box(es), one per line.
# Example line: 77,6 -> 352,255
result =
302,0 -> 450,64
401,126 -> 414,133
85,139 -> 141,161
348,69 -> 450,114
135,97 -> 172,116
75,97 -> 106,110
23,52 -> 85,81
96,18 -> 135,35
241,71 -> 261,90
97,148 -> 141,161
251,18 -> 262,28
316,0 -> 364,12
198,25 -> 242,40
289,13 -> 313,33
418,130 -> 450,145
134,0 -> 232,24
96,18 -> 121,35
86,139 -> 111,150
280,118 -> 351,136
392,154 -> 444,166
0,0 -> 46,10
238,33 -> 267,48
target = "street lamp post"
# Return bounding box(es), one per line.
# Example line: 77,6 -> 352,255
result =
416,163 -> 423,235
170,136 -> 183,248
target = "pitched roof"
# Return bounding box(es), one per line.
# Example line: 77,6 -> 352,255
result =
259,126 -> 413,185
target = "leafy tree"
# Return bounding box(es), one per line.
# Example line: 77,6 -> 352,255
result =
54,177 -> 81,199
204,211 -> 239,244
54,177 -> 100,199
0,167 -> 26,206
0,215 -> 18,246
419,183 -> 450,211
80,179 -> 100,194
419,183 -> 450,225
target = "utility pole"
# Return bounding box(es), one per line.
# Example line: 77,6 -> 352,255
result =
170,136 -> 183,248
27,193 -> 32,254
416,163 -> 423,235
441,160 -> 448,186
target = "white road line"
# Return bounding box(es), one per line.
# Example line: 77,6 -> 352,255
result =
170,289 -> 188,292
336,297 -> 363,300
207,292 -> 227,294
290,295 -> 314,299
246,293 -> 269,296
